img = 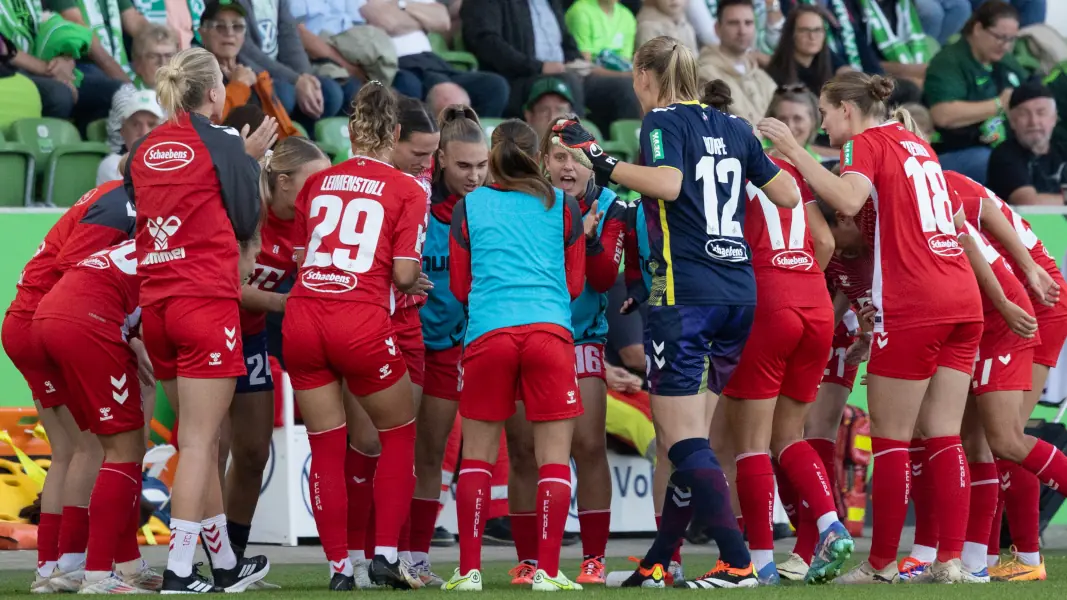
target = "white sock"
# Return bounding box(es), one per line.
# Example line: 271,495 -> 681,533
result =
376,546 -> 398,563
816,511 -> 839,533
37,561 -> 57,578
961,542 -> 987,572
329,557 -> 354,577
57,552 -> 85,573
348,550 -> 366,564
167,519 -> 201,578
411,551 -> 430,566
910,544 -> 937,564
201,514 -> 237,571
751,550 -> 775,571
987,554 -> 1000,567
1017,551 -> 1041,566
399,550 -> 413,564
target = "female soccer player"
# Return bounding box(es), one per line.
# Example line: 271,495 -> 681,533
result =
283,82 -> 427,591
758,72 -> 984,583
1,180 -> 138,593
220,137 -> 330,559
127,47 -> 274,593
444,119 -> 586,592
553,37 -> 801,589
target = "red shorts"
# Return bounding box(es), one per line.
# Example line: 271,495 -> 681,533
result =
392,304 -> 425,386
1,313 -> 67,407
283,298 -> 407,397
574,343 -> 606,381
868,321 -> 983,380
723,304 -> 834,403
35,317 -> 142,434
822,323 -> 860,391
424,345 -> 462,401
142,297 -> 245,380
972,346 -> 1035,396
1034,316 -> 1067,368
460,326 -> 582,422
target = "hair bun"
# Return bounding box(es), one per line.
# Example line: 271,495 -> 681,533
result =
700,79 -> 733,112
441,104 -> 479,125
868,75 -> 895,102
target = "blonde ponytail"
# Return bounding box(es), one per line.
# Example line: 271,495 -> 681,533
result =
155,47 -> 220,120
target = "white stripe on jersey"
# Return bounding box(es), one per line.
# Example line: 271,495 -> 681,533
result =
871,187 -> 886,334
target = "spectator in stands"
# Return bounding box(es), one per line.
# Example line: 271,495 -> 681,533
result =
970,0 -> 1045,28
766,5 -> 836,94
97,88 -> 164,184
987,81 -> 1066,206
288,0 -> 375,104
565,0 -> 637,69
356,0 -> 509,117
688,0 -> 784,62
48,0 -> 149,83
523,77 -> 574,138
924,0 -> 1028,184
763,84 -> 837,161
131,0 -> 192,48
864,0 -> 932,90
461,0 -> 641,135
199,0 -> 300,137
901,101 -> 936,138
914,0 -> 971,46
129,23 -> 177,89
426,82 -> 470,119
697,0 -> 776,126
636,0 -> 698,53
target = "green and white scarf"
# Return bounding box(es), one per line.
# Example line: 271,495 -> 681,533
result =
131,0 -> 165,25
189,0 -> 206,43
859,0 -> 926,64
81,0 -> 131,76
0,0 -> 41,54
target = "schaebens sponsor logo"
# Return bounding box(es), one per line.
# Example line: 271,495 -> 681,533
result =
79,255 -> 111,270
302,268 -> 357,293
928,233 -> 963,257
704,238 -> 748,263
772,250 -> 814,270
143,142 -> 194,171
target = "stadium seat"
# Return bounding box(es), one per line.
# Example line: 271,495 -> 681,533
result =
608,119 -> 642,162
0,74 -> 43,133
314,117 -> 351,160
86,118 -> 109,143
291,122 -> 309,138
9,117 -> 84,175
428,32 -> 479,72
0,142 -> 36,207
43,142 -> 110,207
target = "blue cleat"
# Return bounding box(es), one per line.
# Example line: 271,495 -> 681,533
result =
805,521 -> 854,584
756,563 -> 781,586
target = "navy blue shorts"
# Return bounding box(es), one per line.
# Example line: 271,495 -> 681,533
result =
644,305 -> 755,397
235,330 -> 274,394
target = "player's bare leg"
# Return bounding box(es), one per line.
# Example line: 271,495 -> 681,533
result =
222,390 -> 274,558
573,376 -> 611,584
503,404 -> 539,584
342,386 -> 382,588
410,394 -> 457,585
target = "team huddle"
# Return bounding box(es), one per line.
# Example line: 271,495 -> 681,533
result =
4,33 -> 1067,595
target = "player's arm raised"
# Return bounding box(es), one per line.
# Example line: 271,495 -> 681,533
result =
585,199 -> 627,293
978,195 -> 1060,307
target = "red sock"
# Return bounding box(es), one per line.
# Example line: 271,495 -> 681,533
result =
537,464 -> 572,578
398,518 -> 411,553
808,438 -> 839,509
510,513 -> 537,563
86,463 -> 141,572
374,420 -> 417,551
988,459 -> 1011,554
909,438 -> 938,549
734,454 -> 774,552
926,436 -> 969,562
457,460 -> 493,573
869,438 -> 910,571
37,512 -> 61,567
308,426 -> 348,564
774,461 -> 799,529
778,441 -> 837,522
775,462 -> 816,561
409,497 -> 440,554
1022,438 -> 1067,494
489,437 -> 510,519
965,462 -> 999,549
114,498 -> 142,564
58,506 -> 90,557
1005,462 -> 1041,553
655,514 -> 682,563
345,446 -> 378,556
577,510 -> 610,558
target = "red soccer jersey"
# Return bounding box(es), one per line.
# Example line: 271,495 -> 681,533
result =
127,113 -> 262,307
743,157 -> 828,309
35,240 -> 141,333
240,211 -> 297,336
291,155 -> 426,309
391,167 -> 432,313
7,181 -> 133,317
842,122 -> 982,331
825,251 -> 875,307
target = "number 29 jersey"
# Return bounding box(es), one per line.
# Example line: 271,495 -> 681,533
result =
841,122 -> 982,332
639,102 -> 781,307
291,156 -> 427,310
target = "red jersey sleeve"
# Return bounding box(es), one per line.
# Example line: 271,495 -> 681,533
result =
585,198 -> 627,294
449,198 -> 472,304
563,196 -> 587,300
839,134 -> 881,188
393,178 -> 427,263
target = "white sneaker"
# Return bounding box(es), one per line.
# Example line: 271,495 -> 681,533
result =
49,568 -> 86,593
31,571 -> 55,594
962,565 -> 990,584
777,553 -> 809,582
117,564 -> 163,592
834,561 -> 898,585
928,559 -> 964,584
354,559 -> 378,589
412,560 -> 445,587
442,568 -> 482,591
531,569 -> 583,591
78,574 -> 146,594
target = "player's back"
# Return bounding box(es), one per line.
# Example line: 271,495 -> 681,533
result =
290,156 -> 427,311
36,240 -> 141,328
639,102 -> 782,307
843,122 -> 982,330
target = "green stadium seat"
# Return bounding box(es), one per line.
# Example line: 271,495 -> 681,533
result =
314,117 -> 351,159
0,142 -> 36,207
43,143 -> 110,207
9,118 -> 84,175
86,118 -> 109,143
608,119 -> 642,162
428,32 -> 479,72
291,122 -> 309,138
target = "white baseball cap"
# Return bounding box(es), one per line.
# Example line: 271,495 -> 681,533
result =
117,89 -> 166,123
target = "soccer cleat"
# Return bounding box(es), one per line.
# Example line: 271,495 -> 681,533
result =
667,560 -> 684,586
834,560 -> 898,585
31,571 -> 55,594
212,555 -> 270,592
369,555 -> 423,589
328,573 -> 355,591
989,555 -> 1046,582
898,556 -> 930,581
78,574 -> 147,594
806,521 -> 854,583
925,558 -> 964,583
532,569 -> 583,591
442,568 -> 482,591
160,566 -> 221,594
756,563 -> 780,585
509,561 -> 537,585
604,560 -> 665,588
576,556 -> 606,584
777,553 -> 809,582
412,560 -> 445,587
353,559 -> 378,589
679,560 -> 758,589
48,568 -> 85,593
963,566 -> 990,583
432,526 -> 457,547
117,563 -> 163,592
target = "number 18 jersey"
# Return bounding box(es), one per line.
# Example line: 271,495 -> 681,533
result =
841,122 -> 982,332
291,156 -> 427,310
